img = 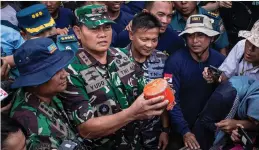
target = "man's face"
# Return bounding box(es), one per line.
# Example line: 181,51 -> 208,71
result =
38,69 -> 69,94
74,24 -> 112,53
41,1 -> 60,14
105,2 -> 122,12
186,32 -> 211,54
174,1 -> 197,17
148,2 -> 173,33
244,40 -> 259,64
130,28 -> 160,57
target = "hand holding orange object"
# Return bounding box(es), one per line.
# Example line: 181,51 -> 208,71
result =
144,78 -> 176,110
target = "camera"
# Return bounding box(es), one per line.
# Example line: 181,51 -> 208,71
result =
238,127 -> 254,150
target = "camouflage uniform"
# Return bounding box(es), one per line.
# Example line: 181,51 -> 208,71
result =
58,47 -> 147,149
125,43 -> 168,149
9,89 -> 83,149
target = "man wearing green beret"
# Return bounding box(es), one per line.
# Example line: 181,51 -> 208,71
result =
58,5 -> 169,150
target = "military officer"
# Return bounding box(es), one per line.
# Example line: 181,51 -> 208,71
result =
9,38 -> 86,149
17,4 -> 78,51
125,12 -> 170,150
171,1 -> 229,56
58,5 -> 169,150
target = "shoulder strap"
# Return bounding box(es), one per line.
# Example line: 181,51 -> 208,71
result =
239,54 -> 244,64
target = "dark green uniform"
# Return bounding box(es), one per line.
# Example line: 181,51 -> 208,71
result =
58,47 -> 147,149
10,89 -> 83,149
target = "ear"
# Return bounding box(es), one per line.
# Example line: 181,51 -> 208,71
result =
73,25 -> 81,40
129,30 -> 134,41
210,36 -> 215,43
142,9 -> 149,13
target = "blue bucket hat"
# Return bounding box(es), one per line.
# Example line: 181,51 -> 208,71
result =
16,4 -> 56,36
11,38 -> 74,89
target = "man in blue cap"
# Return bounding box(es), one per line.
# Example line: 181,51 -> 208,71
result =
9,37 -> 87,149
17,3 -> 78,52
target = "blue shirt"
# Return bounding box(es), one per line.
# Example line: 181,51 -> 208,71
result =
170,7 -> 229,51
111,28 -> 117,47
55,7 -> 76,34
1,24 -> 24,78
164,48 -> 225,135
115,26 -> 185,55
1,24 -> 24,56
121,1 -> 145,15
112,10 -> 133,34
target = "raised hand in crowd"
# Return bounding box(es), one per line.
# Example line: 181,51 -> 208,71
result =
202,67 -> 227,83
56,27 -> 69,35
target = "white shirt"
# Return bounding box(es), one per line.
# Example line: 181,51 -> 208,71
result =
219,39 -> 259,80
1,5 -> 18,26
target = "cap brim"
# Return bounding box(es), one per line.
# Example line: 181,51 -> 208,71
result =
238,31 -> 259,48
11,50 -> 74,89
179,27 -> 219,37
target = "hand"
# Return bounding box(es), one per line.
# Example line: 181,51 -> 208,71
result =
219,1 -> 232,8
183,132 -> 200,149
128,93 -> 169,120
158,132 -> 169,150
125,20 -> 132,31
202,67 -> 219,83
1,58 -> 10,80
56,28 -> 69,35
215,119 -> 238,134
230,124 -> 244,143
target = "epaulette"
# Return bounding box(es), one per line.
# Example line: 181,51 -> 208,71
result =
56,34 -> 79,52
58,34 -> 77,43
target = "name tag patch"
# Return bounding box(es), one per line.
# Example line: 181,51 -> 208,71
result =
117,62 -> 135,78
85,79 -> 108,93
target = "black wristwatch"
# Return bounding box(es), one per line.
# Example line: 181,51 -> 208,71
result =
161,127 -> 170,134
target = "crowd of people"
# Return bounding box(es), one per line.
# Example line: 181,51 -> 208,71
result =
1,1 -> 259,150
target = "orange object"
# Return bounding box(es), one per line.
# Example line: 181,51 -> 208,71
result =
143,78 -> 176,110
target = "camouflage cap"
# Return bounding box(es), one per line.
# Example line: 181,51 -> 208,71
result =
75,5 -> 115,29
